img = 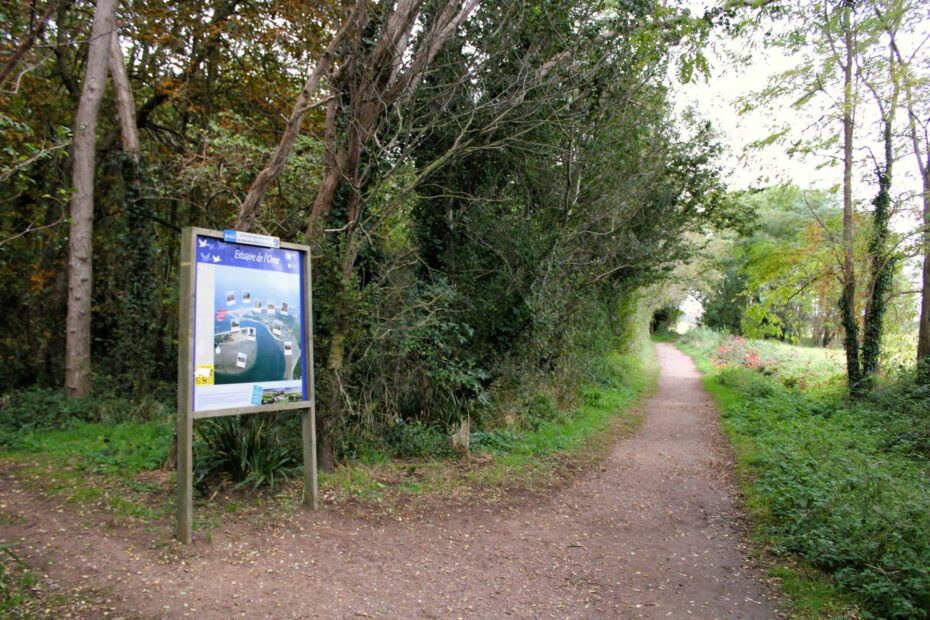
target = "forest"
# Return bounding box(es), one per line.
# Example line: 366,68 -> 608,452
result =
1,0 -> 929,617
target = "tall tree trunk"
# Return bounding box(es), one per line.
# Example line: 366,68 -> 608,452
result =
918,175 -> 930,381
861,43 -> 898,379
64,0 -> 117,397
839,6 -> 861,393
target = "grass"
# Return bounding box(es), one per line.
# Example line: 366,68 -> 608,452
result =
677,329 -> 930,619
0,345 -> 657,525
1,542 -> 36,618
478,349 -> 655,477
0,418 -> 176,522
318,347 -> 658,511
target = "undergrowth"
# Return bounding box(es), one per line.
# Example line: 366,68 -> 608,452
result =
679,329 -> 930,618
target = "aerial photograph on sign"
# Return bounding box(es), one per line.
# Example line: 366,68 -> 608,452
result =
211,266 -> 303,384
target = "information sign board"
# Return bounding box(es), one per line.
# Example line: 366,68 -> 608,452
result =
176,227 -> 317,543
192,234 -> 307,412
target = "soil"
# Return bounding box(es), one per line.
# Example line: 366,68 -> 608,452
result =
0,344 -> 780,618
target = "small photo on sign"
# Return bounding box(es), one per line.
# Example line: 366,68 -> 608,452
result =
284,341 -> 293,356
281,301 -> 289,315
236,352 -> 248,368
230,319 -> 240,332
273,320 -> 283,337
242,290 -> 252,303
254,299 -> 262,310
225,290 -> 236,306
267,302 -> 275,314
247,327 -> 256,340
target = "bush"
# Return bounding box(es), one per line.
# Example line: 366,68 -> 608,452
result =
522,393 -> 562,430
195,414 -> 299,492
717,367 -> 778,398
383,418 -> 453,458
679,325 -> 726,352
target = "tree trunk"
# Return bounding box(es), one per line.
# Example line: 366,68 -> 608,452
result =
917,176 -> 930,381
839,7 -> 861,393
861,43 -> 897,380
109,30 -> 140,162
64,0 -> 117,397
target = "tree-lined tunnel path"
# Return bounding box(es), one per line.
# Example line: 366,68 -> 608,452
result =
0,343 -> 779,618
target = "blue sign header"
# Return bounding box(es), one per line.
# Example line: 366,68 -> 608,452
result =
195,235 -> 301,274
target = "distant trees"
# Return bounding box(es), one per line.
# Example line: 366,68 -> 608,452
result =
734,0 -> 928,391
697,185 -> 915,350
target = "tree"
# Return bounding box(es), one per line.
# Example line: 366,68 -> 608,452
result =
881,4 -> 930,380
859,6 -> 901,379
64,0 -> 117,396
738,0 -> 927,391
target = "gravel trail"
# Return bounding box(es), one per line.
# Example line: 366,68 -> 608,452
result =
1,343 -> 779,618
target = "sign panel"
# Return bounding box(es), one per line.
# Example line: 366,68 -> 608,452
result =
223,228 -> 281,248
192,234 -> 308,412
177,227 -> 317,544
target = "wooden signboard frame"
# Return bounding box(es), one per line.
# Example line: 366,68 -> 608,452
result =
176,227 -> 317,543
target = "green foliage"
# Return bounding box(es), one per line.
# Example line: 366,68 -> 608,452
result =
650,306 -> 683,333
13,419 -> 173,476
689,332 -> 930,617
499,351 -> 650,455
1,0 -> 736,476
0,387 -> 167,448
383,419 -> 454,459
195,414 -> 299,492
699,256 -> 748,334
0,541 -> 35,619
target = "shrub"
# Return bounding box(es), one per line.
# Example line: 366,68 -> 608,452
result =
522,393 -> 561,430
383,418 -> 452,458
0,388 -> 166,447
717,367 -> 778,398
195,414 -> 299,492
713,336 -> 773,373
679,325 -> 726,352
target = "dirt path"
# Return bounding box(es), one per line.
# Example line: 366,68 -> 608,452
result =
1,344 -> 779,618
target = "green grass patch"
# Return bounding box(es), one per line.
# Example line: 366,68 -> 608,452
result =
649,330 -> 680,343
0,347 -> 656,530
0,417 -> 175,522
678,335 -> 930,619
469,348 -> 655,483
1,542 -> 36,618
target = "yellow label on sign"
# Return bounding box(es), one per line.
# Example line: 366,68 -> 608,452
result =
194,364 -> 214,385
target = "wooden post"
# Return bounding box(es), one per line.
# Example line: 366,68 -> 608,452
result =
176,228 -> 195,543
301,249 -> 318,509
